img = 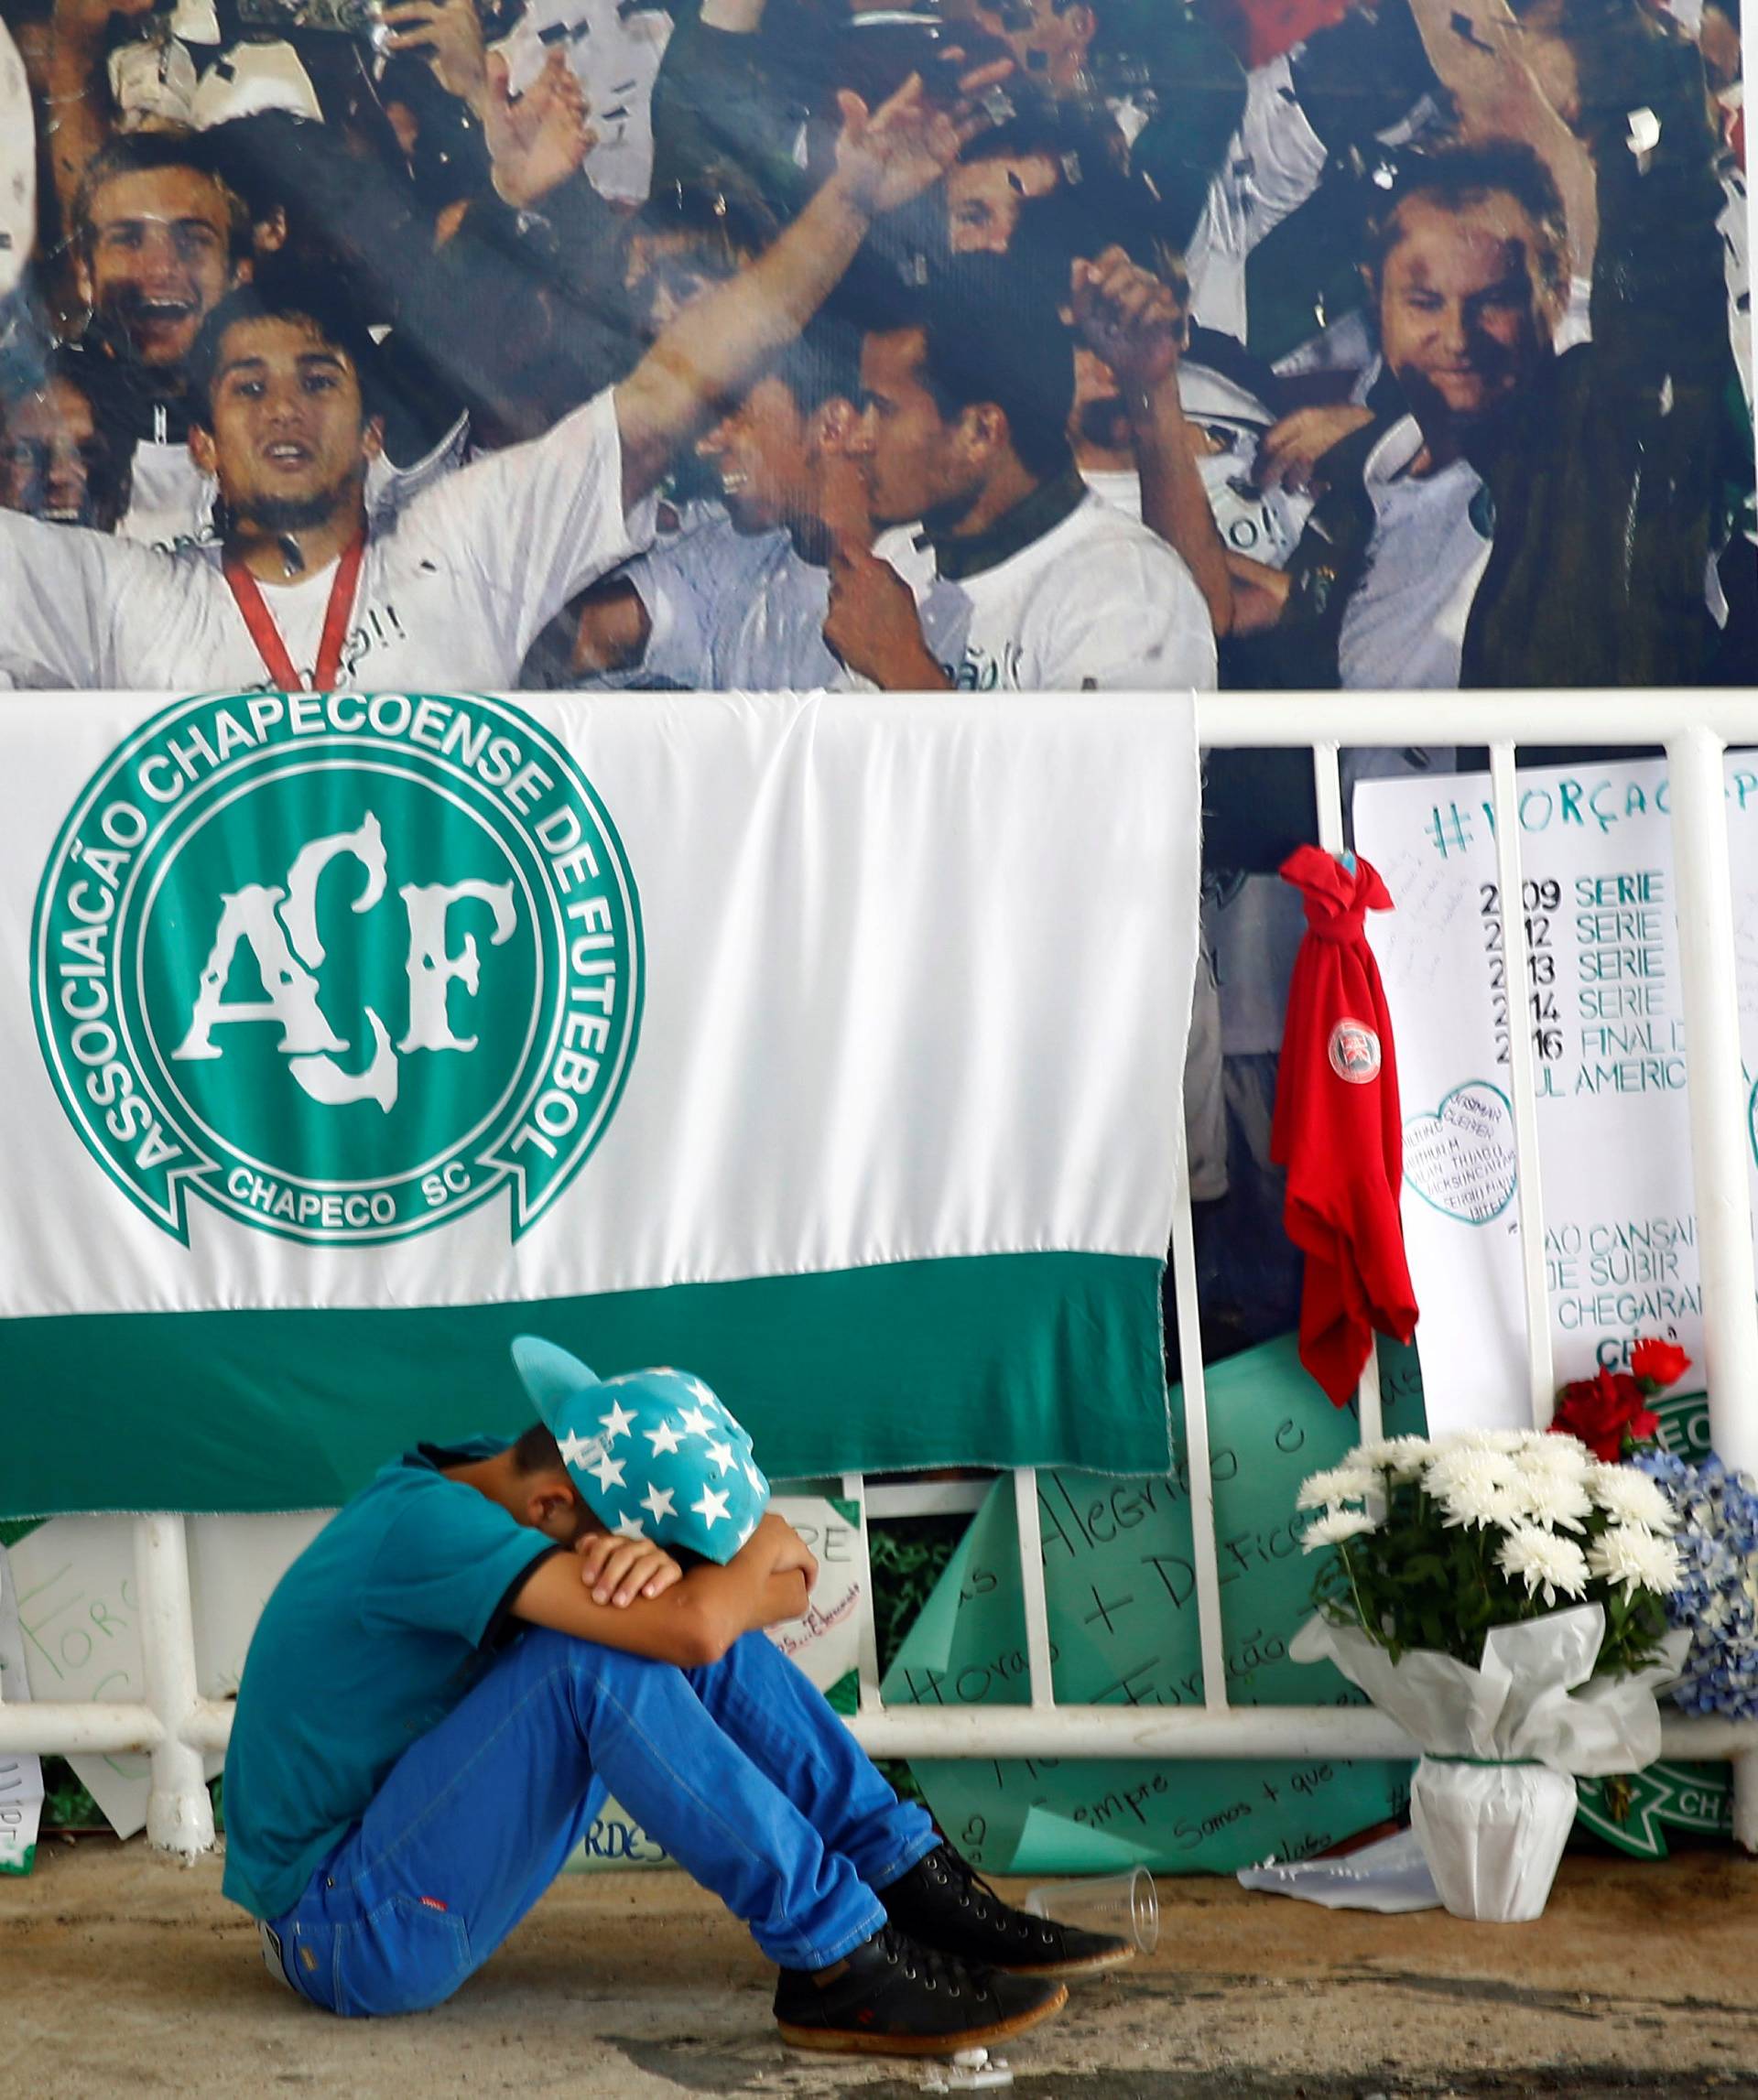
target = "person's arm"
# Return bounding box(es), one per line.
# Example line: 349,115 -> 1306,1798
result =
817,447 -> 950,690
46,0 -> 152,232
614,70 -> 1000,509
1253,405 -> 1375,497
0,508 -> 127,688
510,1510 -> 819,1667
380,0 -> 493,120
1403,0 -> 1597,280
822,548 -> 951,690
569,576 -> 656,677
1071,246 -> 1232,640
1224,550 -> 1294,634
1568,0 -> 1726,382
648,0 -> 811,222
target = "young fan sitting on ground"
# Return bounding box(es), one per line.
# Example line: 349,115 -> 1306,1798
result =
222,1337 -> 1132,2052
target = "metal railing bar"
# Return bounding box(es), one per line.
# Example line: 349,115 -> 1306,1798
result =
1,1698 -> 1747,1765
1193,691 -> 1758,744
1165,1127 -> 1230,1714
844,1706 -> 1754,1760
862,1479 -> 993,1520
840,1472 -> 884,1714
1013,1470 -> 1058,1710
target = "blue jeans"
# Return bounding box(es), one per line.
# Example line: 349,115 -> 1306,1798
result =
266,1627 -> 937,2016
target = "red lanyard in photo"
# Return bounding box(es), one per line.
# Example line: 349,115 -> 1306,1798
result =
223,531 -> 366,693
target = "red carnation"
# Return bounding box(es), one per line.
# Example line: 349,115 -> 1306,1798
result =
1629,1337 -> 1692,1392
1550,1368 -> 1661,1463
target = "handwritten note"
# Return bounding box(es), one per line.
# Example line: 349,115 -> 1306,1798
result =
5,1515 -> 331,1836
1355,754 -> 1758,1433
882,1336 -> 1422,1875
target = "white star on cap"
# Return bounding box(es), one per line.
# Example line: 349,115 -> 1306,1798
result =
641,1484 -> 677,1524
705,1438 -> 736,1477
677,1404 -> 715,1439
692,1486 -> 731,1530
559,1430 -> 600,1469
644,1418 -> 683,1456
735,1517 -> 756,1549
613,1512 -> 647,1541
744,1461 -> 765,1493
589,1452 -> 626,1494
598,1401 -> 636,1444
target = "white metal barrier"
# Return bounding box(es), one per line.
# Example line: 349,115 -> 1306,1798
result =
6,690 -> 1758,1858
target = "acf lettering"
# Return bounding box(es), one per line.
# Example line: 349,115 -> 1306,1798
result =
172,811 -> 515,1111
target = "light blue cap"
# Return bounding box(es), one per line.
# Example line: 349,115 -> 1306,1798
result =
510,1336 -> 768,1564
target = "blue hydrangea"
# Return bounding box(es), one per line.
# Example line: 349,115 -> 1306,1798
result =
1635,1449 -> 1758,1718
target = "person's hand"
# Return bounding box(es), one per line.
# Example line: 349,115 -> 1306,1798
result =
1253,404 -> 1373,493
483,49 -> 595,210
819,447 -> 949,687
575,1527 -> 684,1606
1069,246 -> 1188,397
815,440 -> 872,556
825,543 -> 948,688
1225,549 -> 1294,634
753,1511 -> 819,1592
831,60 -> 1012,217
381,0 -> 492,111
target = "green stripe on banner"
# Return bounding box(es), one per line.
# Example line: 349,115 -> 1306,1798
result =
3,1253 -> 1168,1516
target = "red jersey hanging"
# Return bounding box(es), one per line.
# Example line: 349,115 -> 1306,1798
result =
1270,845 -> 1418,1406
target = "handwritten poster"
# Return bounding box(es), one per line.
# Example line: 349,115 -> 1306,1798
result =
881,1337 -> 1424,1876
5,1518 -> 274,1837
1353,754 -> 1758,1433
0,1546 -> 43,1872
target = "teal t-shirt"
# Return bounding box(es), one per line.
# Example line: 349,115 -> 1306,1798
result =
222,1439 -> 558,1920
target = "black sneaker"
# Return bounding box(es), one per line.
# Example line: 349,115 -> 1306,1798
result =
773,1923 -> 1068,2056
879,1842 -> 1135,1978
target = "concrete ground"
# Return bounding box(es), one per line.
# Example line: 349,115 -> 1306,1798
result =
3,1839 -> 1755,2100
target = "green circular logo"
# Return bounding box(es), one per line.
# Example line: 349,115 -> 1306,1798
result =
33,691 -> 642,1245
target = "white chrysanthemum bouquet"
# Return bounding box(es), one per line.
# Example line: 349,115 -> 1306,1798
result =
1290,1427 -> 1689,1921
1297,1427 -> 1681,1678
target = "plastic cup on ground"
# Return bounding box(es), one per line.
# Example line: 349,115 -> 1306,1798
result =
1022,1867 -> 1159,1954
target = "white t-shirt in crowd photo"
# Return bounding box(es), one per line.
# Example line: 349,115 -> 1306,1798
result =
116,417 -> 471,553
494,0 -> 674,204
1335,417 -> 1492,691
1185,54 -> 1330,347
0,390 -> 651,692
626,481 -> 1217,696
878,486 -> 1217,693
1082,362 -> 1312,573
0,19 -> 32,304
627,514 -> 848,692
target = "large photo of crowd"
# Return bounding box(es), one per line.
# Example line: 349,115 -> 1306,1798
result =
0,0 -> 1750,701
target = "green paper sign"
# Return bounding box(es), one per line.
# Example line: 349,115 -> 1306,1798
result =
884,1335 -> 1425,1875
1576,1759 -> 1733,1858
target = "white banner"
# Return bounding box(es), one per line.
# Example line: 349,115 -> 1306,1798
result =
1354,752 -> 1758,1432
4,687 -> 1199,1502
4,688 -> 1197,1315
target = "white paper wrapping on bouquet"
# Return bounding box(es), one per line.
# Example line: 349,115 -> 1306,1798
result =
1290,1605 -> 1688,1774
1291,1605 -> 1689,1921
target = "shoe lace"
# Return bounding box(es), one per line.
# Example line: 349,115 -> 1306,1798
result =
928,1846 -> 1058,1943
876,1923 -> 987,1998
